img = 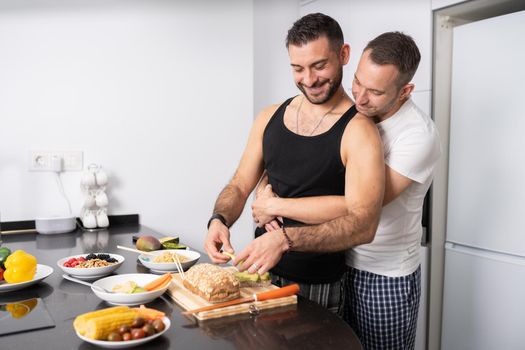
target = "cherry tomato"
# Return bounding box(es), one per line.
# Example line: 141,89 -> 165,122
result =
152,319 -> 165,332
131,317 -> 146,328
107,332 -> 122,341
118,324 -> 131,334
131,328 -> 145,340
142,324 -> 156,336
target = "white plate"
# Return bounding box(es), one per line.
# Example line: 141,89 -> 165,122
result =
92,274 -> 170,306
138,249 -> 200,272
77,316 -> 170,349
57,253 -> 124,279
0,264 -> 54,293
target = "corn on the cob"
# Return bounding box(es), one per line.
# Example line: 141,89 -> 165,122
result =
85,310 -> 138,340
73,306 -> 130,335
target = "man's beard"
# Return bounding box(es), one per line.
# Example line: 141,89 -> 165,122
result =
297,67 -> 343,105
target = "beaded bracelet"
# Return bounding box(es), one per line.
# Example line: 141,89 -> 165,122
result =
281,224 -> 293,253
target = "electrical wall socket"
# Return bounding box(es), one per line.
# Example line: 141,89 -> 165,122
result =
28,150 -> 83,172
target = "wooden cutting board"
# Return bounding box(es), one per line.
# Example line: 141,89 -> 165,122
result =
166,269 -> 297,321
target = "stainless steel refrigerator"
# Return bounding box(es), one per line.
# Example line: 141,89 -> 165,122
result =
441,10 -> 525,350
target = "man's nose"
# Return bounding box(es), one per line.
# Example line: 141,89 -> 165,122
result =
302,70 -> 317,87
355,89 -> 368,105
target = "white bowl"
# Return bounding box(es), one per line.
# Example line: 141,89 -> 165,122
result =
138,249 -> 200,273
77,316 -> 170,349
35,216 -> 76,234
57,253 -> 124,280
91,273 -> 170,306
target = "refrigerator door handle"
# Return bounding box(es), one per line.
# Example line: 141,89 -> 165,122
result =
445,242 -> 525,266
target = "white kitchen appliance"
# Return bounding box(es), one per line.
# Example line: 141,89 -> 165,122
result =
441,10 -> 525,350
35,156 -> 76,234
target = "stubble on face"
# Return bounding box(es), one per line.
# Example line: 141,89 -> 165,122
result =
352,51 -> 403,121
353,91 -> 400,120
297,65 -> 343,105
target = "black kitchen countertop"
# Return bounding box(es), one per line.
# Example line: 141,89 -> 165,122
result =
0,223 -> 362,350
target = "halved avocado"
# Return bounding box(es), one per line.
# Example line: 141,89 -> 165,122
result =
159,236 -> 179,244
162,242 -> 187,250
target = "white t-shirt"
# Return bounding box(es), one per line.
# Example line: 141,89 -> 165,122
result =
346,98 -> 441,277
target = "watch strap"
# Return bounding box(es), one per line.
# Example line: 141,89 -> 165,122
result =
207,213 -> 229,229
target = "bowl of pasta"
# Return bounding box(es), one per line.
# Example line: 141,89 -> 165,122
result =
138,249 -> 200,274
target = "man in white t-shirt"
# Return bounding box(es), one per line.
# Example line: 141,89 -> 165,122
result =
238,32 -> 441,350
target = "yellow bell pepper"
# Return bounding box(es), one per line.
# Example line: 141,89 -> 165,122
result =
3,250 -> 37,283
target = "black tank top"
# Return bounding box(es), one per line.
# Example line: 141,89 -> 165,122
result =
255,96 -> 358,284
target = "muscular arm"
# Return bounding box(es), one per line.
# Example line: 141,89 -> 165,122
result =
212,173 -> 257,229
253,193 -> 347,225
253,163 -> 414,225
235,115 -> 385,273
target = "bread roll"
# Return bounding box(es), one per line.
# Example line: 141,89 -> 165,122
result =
183,263 -> 240,303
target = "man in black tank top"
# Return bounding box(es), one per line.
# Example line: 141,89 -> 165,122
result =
204,13 -> 385,313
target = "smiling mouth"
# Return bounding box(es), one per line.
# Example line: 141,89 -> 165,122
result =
304,84 -> 326,95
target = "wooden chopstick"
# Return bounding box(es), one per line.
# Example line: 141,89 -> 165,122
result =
173,252 -> 185,280
116,245 -> 156,256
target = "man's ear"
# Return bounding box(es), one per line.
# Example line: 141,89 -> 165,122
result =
399,83 -> 415,100
340,44 -> 350,65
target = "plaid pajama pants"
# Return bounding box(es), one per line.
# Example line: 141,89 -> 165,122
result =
339,266 -> 421,350
271,273 -> 344,314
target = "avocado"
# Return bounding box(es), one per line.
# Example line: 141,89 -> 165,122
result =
260,272 -> 271,281
162,242 -> 187,250
234,271 -> 262,282
159,236 -> 179,244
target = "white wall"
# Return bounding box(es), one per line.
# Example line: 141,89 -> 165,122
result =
254,0 -> 300,113
0,0 -> 255,252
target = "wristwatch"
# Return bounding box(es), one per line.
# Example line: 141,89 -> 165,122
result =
207,213 -> 229,229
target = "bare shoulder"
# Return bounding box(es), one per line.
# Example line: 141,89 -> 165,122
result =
344,113 -> 380,141
245,103 -> 283,141
254,103 -> 281,126
341,113 -> 382,161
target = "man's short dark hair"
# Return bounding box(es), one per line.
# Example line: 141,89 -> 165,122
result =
364,32 -> 421,87
286,13 -> 344,52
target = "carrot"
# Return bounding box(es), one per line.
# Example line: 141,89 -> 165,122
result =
133,305 -> 165,320
151,277 -> 172,291
144,273 -> 172,291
